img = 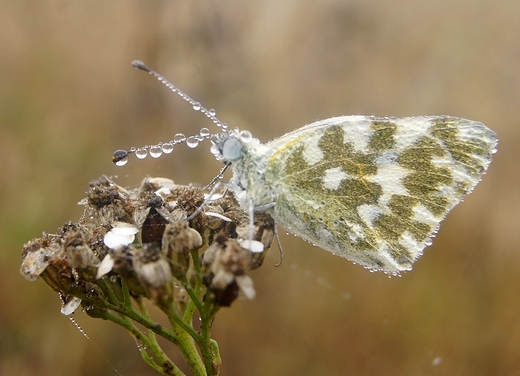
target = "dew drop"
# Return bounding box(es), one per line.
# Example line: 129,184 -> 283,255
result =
162,142 -> 174,154
112,150 -> 129,166
192,102 -> 201,111
208,108 -> 216,116
240,130 -> 253,142
135,148 -> 148,159
69,316 -> 89,339
115,156 -> 128,166
210,144 -> 219,156
425,237 -> 433,246
210,134 -> 219,144
186,137 -> 199,148
174,133 -> 186,142
149,145 -> 162,158
200,128 -> 210,137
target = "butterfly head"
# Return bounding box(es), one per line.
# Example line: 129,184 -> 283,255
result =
112,60 -> 259,169
209,129 -> 257,164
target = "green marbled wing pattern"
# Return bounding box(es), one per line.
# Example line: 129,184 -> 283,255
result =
264,116 -> 497,273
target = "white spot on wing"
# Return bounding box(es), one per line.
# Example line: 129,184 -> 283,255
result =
303,134 -> 323,165
398,232 -> 422,258
341,118 -> 371,152
393,117 -> 432,150
366,164 -> 409,207
375,150 -> 399,166
357,204 -> 384,228
378,246 -> 408,271
323,167 -> 347,190
412,204 -> 437,224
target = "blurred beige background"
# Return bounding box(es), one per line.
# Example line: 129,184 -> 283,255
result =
1,0 -> 519,375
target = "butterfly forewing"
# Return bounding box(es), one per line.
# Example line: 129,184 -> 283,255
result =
262,116 -> 496,273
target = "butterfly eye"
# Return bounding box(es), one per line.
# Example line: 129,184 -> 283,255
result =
221,137 -> 243,161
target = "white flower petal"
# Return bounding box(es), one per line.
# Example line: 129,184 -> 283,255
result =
110,222 -> 139,235
236,275 -> 256,300
96,254 -> 115,279
104,231 -> 135,249
239,240 -> 264,254
61,297 -> 82,316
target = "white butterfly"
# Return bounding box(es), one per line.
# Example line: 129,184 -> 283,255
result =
114,61 -> 497,274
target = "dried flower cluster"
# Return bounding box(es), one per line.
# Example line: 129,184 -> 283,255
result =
20,175 -> 274,375
21,175 -> 274,306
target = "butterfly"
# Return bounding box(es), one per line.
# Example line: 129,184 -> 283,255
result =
114,61 -> 497,274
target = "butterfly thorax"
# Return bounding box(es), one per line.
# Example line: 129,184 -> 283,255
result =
212,132 -> 277,210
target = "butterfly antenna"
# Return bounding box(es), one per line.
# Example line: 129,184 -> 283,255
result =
132,60 -> 228,132
112,60 -> 229,166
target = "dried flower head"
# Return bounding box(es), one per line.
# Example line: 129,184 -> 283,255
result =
21,176 -> 275,314
20,175 -> 276,375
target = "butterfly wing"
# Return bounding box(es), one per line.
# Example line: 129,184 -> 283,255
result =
265,116 -> 497,273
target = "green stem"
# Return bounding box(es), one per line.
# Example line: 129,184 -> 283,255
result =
210,339 -> 222,371
189,249 -> 221,375
164,302 -> 202,342
100,282 -> 206,375
162,304 -> 206,376
100,277 -> 123,306
100,310 -> 185,376
182,282 -> 203,321
182,249 -> 205,324
198,295 -> 220,375
141,350 -> 166,374
88,247 -> 219,375
135,296 -> 166,368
